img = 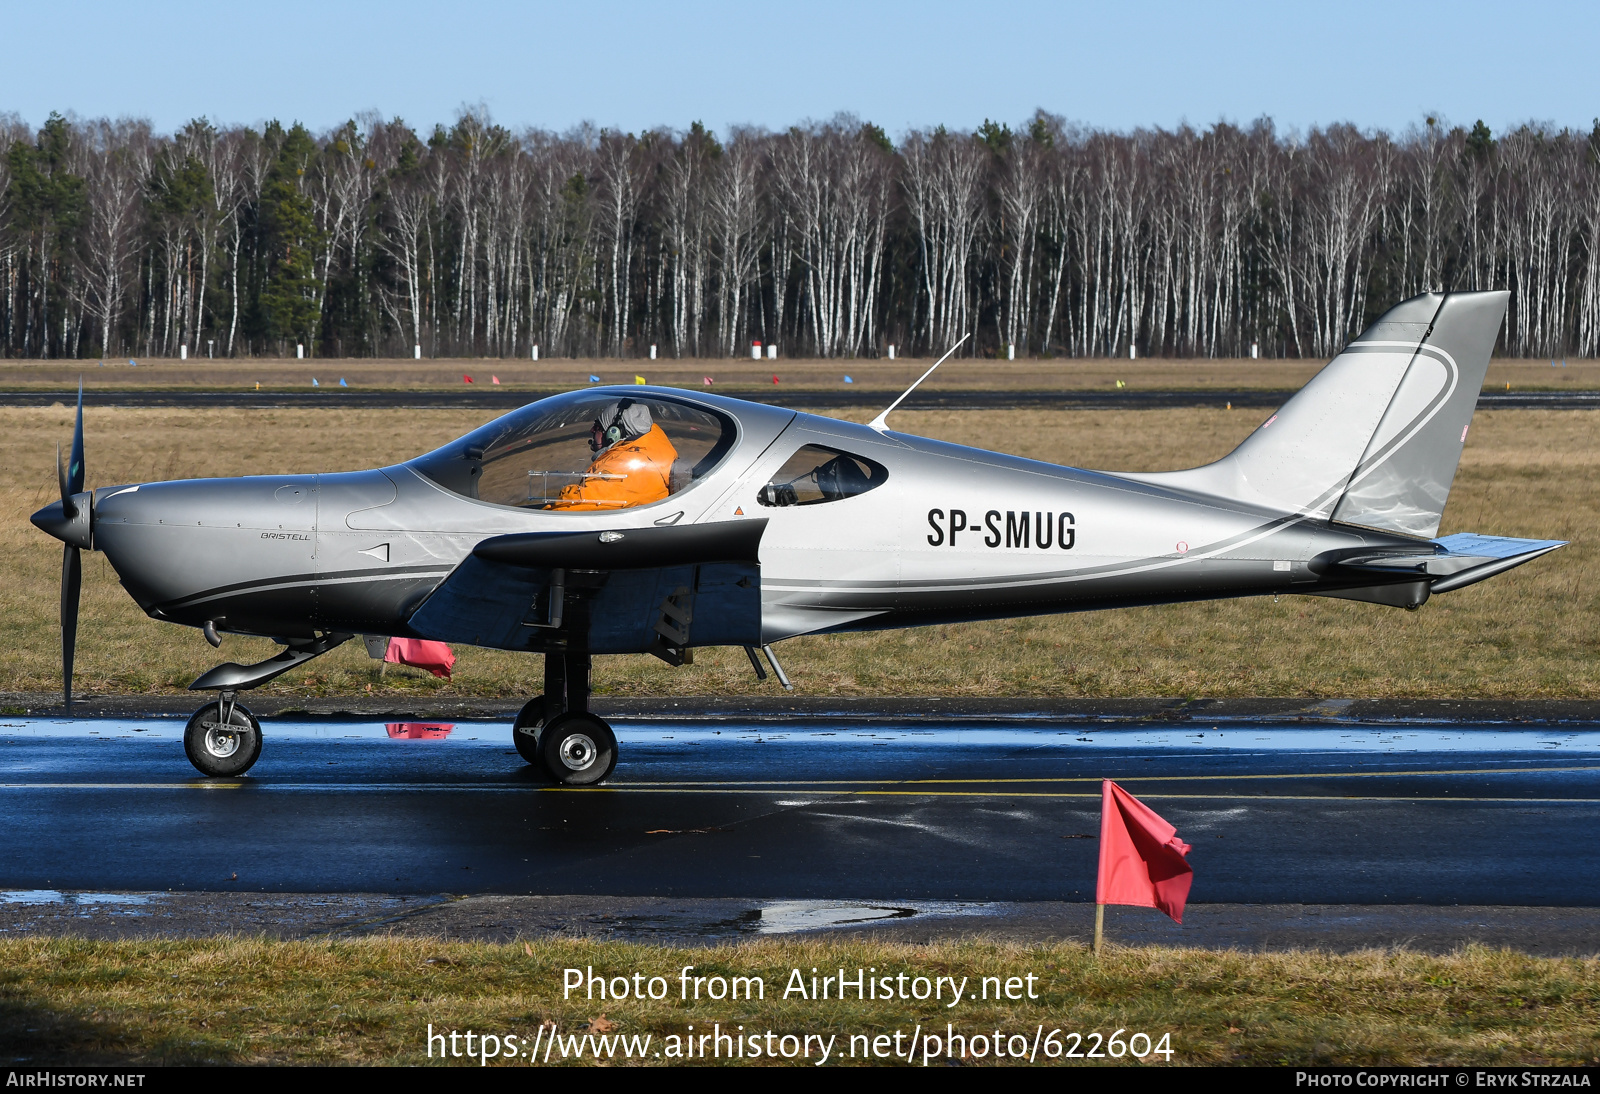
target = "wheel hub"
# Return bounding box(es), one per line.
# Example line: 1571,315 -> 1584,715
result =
557,733 -> 597,771
203,721 -> 241,758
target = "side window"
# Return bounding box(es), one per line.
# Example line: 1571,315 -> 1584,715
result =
758,445 -> 888,507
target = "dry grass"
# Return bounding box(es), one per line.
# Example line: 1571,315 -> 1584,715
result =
2,404 -> 1594,701
0,356 -> 1594,393
0,937 -> 1594,1065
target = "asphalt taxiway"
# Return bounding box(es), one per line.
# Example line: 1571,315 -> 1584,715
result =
1,710 -> 1596,949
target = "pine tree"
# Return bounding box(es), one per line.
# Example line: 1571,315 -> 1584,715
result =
5,113 -> 85,356
258,122 -> 323,349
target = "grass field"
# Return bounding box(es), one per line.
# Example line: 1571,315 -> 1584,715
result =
0,356 -> 1596,393
2,403 -> 1592,702
2,937 -> 1596,1066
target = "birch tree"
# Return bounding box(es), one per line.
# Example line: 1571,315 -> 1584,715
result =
901,127 -> 986,353
79,119 -> 149,354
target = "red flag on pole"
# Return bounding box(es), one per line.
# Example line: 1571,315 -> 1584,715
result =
384,638 -> 456,679
1097,780 -> 1193,923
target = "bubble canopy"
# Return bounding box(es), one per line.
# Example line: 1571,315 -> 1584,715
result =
409,391 -> 737,510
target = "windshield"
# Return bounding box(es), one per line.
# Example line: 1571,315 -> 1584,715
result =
410,391 -> 737,510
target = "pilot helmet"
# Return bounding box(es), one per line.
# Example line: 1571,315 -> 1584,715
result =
590,399 -> 653,451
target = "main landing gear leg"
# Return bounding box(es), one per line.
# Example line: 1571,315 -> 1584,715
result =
514,653 -> 616,785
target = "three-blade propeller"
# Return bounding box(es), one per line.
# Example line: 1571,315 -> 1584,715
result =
56,383 -> 86,710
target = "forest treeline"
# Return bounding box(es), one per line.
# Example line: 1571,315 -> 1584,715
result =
3,108 -> 1598,360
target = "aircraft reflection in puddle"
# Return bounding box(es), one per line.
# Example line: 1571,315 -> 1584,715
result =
385,723 -> 455,740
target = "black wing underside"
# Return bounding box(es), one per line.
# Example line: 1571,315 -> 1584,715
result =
407,520 -> 766,655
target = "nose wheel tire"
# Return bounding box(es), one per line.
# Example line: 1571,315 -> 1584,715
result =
512,694 -> 551,771
184,701 -> 262,777
539,712 -> 617,786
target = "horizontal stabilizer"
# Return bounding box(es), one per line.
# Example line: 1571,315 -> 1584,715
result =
1426,533 -> 1566,593
1332,532 -> 1564,593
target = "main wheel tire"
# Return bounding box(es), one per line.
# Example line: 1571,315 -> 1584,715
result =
512,694 -> 551,769
539,711 -> 617,786
184,701 -> 262,777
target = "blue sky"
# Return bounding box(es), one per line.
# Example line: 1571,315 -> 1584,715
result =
4,0 -> 1597,139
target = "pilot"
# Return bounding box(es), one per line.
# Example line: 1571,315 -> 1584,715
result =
548,399 -> 679,510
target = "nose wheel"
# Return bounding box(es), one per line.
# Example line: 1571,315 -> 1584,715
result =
184,697 -> 262,777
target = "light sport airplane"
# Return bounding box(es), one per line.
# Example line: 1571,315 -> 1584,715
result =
32,290 -> 1563,785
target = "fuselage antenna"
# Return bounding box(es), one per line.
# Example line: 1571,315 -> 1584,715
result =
868,333 -> 971,432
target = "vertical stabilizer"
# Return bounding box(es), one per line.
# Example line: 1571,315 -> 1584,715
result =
1123,291 -> 1507,539
1329,291 -> 1507,537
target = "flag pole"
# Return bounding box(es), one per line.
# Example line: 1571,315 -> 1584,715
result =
1094,903 -> 1104,955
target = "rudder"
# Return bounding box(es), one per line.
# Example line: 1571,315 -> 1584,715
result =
1328,291 -> 1507,537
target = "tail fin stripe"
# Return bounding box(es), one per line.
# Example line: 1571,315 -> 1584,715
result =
1340,342 -> 1459,487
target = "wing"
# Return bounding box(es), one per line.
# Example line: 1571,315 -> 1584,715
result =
406,520 -> 766,656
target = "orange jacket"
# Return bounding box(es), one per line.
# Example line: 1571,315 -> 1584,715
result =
549,424 -> 678,510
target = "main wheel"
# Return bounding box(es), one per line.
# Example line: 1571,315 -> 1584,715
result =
184,701 -> 262,777
512,694 -> 551,769
539,711 -> 617,786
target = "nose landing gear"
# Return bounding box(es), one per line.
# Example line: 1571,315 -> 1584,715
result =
183,631 -> 351,777
183,692 -> 262,777
515,652 -> 617,785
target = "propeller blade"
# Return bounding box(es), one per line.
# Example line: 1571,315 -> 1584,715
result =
56,444 -> 77,520
67,378 -> 85,496
60,543 -> 81,711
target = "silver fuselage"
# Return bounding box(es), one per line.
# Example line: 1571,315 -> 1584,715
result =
81,386 -> 1417,649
